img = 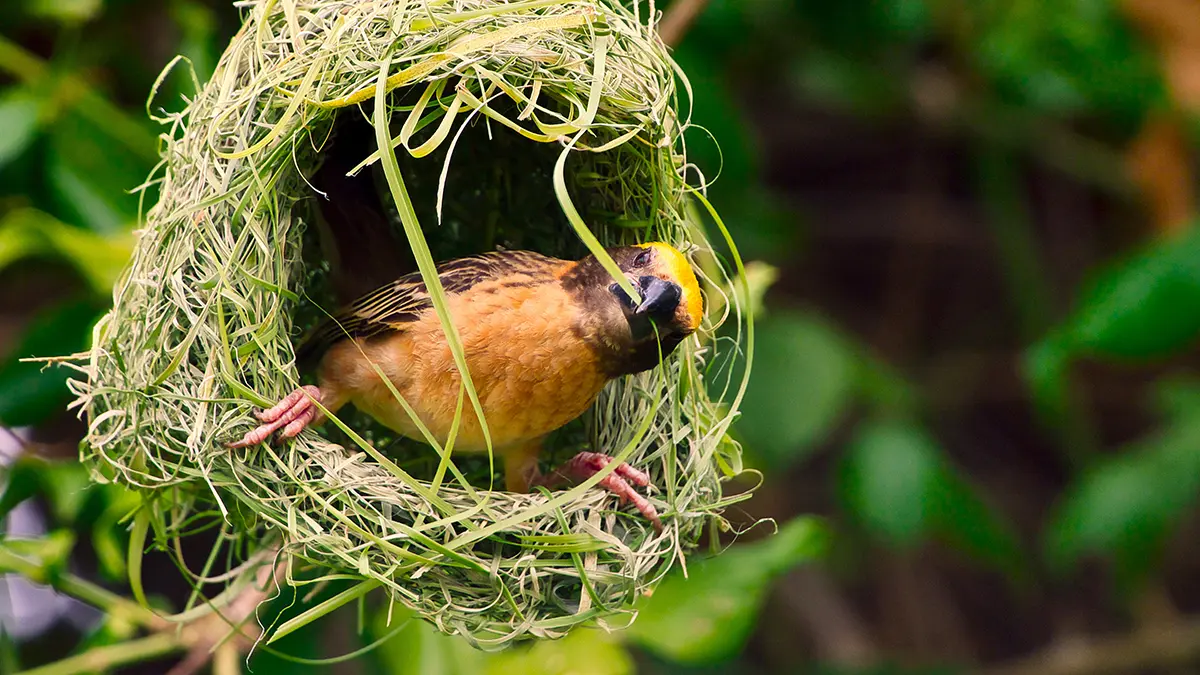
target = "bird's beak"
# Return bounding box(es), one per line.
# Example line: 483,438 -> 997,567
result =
634,276 -> 682,319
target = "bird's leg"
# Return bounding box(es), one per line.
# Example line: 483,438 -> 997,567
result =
227,385 -> 323,448
536,451 -> 662,532
502,437 -> 545,493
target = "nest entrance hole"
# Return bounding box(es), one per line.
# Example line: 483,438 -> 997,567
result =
289,97 -> 635,488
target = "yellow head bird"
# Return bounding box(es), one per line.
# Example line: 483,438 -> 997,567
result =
229,243 -> 704,530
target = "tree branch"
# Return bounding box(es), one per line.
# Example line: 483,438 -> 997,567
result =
983,619 -> 1200,675
657,0 -> 709,47
17,634 -> 181,675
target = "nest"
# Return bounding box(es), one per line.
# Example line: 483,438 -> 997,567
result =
71,0 -> 750,648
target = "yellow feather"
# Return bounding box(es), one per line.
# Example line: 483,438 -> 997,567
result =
640,242 -> 704,331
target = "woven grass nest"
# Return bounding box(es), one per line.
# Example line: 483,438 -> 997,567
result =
71,0 -> 751,648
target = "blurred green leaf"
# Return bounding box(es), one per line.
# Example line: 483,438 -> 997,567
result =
672,44 -> 756,191
68,612 -> 140,658
840,420 -> 941,545
736,312 -> 856,467
486,629 -> 631,675
842,419 -> 1025,574
0,297 -> 105,427
372,606 -> 484,675
0,456 -> 43,523
40,462 -> 93,524
1022,333 -> 1072,423
969,0 -> 1163,123
628,517 -> 826,664
1046,392 -> 1200,584
171,0 -> 219,84
741,261 -> 779,318
790,48 -> 907,115
930,470 -> 1027,581
0,630 -> 19,673
27,0 -> 104,22
1042,224 -> 1200,361
712,188 -> 803,264
794,0 -> 931,51
0,88 -> 40,169
2,530 -> 75,577
92,485 -> 140,580
47,113 -> 148,234
1153,376 -> 1200,419
0,208 -> 134,292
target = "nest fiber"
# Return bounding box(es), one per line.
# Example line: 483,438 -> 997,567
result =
73,0 -> 749,646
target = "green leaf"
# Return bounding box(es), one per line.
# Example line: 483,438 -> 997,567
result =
68,611 -> 140,658
968,0 -> 1163,122
0,297 -> 105,427
372,605 -> 484,675
841,419 -> 1025,574
0,629 -> 20,674
245,612 -> 328,674
1046,405 -> 1200,584
3,530 -> 75,576
0,208 -> 134,293
92,486 -> 141,580
840,420 -> 942,546
127,508 -> 150,609
486,629 -> 631,675
1022,333 -> 1072,422
0,457 -> 43,523
930,471 -> 1026,581
671,43 -> 756,193
27,0 -> 103,22
0,88 -> 40,169
1058,221 -> 1200,360
627,517 -> 826,664
735,313 -> 856,467
40,462 -> 94,524
741,261 -> 779,319
171,0 -> 219,83
47,114 -> 147,234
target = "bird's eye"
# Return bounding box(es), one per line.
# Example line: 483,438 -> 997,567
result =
632,249 -> 651,268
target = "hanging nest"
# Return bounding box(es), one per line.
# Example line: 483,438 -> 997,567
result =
71,0 -> 751,648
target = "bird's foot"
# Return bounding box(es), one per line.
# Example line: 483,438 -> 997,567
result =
539,451 -> 662,532
226,385 -> 321,449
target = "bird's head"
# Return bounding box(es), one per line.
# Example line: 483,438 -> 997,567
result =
562,242 -> 704,374
604,243 -> 704,343
555,242 -> 703,376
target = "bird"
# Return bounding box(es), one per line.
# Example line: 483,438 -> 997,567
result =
227,242 -> 705,530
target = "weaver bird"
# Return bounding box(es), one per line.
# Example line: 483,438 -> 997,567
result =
228,243 -> 704,529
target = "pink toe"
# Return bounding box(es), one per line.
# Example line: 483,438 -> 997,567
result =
280,408 -> 316,438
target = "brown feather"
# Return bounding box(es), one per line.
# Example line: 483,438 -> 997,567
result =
296,249 -> 563,367
311,268 -> 608,453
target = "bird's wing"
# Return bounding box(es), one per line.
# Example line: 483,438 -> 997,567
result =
296,250 -> 562,364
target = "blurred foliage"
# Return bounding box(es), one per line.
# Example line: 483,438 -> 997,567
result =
628,517 -> 826,663
3,0 -> 1200,673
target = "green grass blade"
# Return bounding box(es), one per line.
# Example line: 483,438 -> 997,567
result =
372,55 -> 495,460
268,580 -> 380,645
127,508 -> 150,609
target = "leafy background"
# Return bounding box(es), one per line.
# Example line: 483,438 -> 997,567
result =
3,0 -> 1200,673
